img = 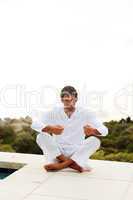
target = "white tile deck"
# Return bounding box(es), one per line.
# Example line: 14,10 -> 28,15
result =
0,152 -> 133,200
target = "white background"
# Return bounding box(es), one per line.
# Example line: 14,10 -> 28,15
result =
0,0 -> 133,121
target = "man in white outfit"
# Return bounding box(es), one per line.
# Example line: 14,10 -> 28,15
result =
31,86 -> 108,172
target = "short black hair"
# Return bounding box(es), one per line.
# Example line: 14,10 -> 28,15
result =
60,86 -> 78,98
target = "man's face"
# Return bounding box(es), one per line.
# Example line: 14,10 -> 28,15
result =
60,91 -> 77,108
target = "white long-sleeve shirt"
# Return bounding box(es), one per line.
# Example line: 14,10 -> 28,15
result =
31,106 -> 108,145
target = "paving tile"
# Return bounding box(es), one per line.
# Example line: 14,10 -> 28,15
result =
25,194 -> 74,200
33,174 -> 129,200
2,164 -> 53,184
0,181 -> 39,200
123,183 -> 133,200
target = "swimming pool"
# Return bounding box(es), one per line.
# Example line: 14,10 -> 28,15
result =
0,168 -> 17,179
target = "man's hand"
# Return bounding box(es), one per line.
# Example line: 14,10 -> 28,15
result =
42,125 -> 64,135
83,125 -> 101,137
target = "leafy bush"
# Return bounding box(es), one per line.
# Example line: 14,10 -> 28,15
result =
105,152 -> 133,162
0,125 -> 16,144
0,144 -> 15,152
127,143 -> 133,153
13,131 -> 42,154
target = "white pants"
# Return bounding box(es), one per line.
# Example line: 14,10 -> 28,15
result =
36,133 -> 101,170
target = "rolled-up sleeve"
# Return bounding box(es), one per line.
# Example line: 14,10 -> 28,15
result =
86,112 -> 108,136
31,111 -> 51,133
31,120 -> 44,132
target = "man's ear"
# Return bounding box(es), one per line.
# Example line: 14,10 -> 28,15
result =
75,98 -> 78,102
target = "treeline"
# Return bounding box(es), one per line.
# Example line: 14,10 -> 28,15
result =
91,117 -> 133,162
0,116 -> 133,162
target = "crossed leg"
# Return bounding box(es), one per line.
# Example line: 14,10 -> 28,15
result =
44,154 -> 84,172
57,154 -> 85,172
37,133 -> 100,173
37,133 -> 84,172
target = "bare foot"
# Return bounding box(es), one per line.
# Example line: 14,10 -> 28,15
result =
44,159 -> 74,171
56,155 -> 84,172
56,155 -> 92,173
82,168 -> 92,172
69,161 -> 84,172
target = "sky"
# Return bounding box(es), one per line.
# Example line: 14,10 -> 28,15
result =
0,0 -> 133,121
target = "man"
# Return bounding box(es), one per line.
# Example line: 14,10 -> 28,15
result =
31,86 -> 108,172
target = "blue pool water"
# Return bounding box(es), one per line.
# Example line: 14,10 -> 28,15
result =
0,168 -> 17,179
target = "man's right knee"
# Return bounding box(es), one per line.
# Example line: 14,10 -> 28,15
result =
36,132 -> 54,149
36,133 -> 44,146
85,136 -> 101,149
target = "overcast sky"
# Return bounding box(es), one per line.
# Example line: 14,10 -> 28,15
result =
0,0 -> 133,121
